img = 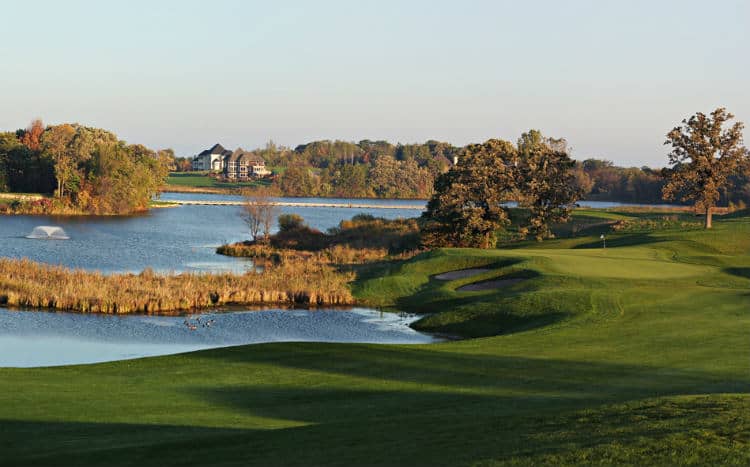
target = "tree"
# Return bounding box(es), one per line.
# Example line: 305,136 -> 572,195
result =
20,119 -> 44,151
571,162 -> 594,197
0,131 -> 56,193
242,187 -> 279,242
662,108 -> 748,228
278,164 -> 317,196
517,131 -> 582,240
369,156 -> 401,198
421,139 -> 517,248
40,124 -> 77,198
331,164 -> 371,197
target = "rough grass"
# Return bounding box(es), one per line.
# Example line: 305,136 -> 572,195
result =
0,213 -> 748,466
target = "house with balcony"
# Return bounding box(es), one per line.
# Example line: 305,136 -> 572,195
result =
224,148 -> 271,180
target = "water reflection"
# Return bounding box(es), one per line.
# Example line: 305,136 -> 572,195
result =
0,307 -> 436,367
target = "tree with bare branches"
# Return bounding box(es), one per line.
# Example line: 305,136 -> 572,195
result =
242,187 -> 280,242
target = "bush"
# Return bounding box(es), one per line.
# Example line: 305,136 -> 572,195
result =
278,213 -> 307,232
218,214 -> 422,264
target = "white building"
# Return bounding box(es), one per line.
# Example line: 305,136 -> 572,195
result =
191,143 -> 232,171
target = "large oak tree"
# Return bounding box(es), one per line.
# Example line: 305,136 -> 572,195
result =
516,130 -> 582,240
662,108 -> 748,228
421,139 -> 517,248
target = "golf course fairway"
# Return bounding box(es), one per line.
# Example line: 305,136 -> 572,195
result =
1,210 -> 748,466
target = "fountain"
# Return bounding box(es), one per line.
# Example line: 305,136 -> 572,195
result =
26,226 -> 69,240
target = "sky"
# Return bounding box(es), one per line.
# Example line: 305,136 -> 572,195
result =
0,0 -> 748,166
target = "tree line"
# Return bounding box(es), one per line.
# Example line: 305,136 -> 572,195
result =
175,136 -> 750,205
0,120 -> 171,214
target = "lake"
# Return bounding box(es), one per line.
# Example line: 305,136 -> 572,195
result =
0,195 -> 436,367
0,307 -> 437,367
0,193 -> 424,273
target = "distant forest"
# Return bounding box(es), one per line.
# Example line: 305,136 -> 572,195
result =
175,138 -> 750,205
0,120 -> 170,214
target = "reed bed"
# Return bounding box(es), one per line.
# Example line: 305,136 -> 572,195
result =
0,258 -> 354,314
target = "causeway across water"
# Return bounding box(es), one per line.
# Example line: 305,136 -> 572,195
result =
170,200 -> 426,209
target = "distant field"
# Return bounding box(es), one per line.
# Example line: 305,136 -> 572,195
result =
0,210 -> 748,466
166,172 -> 271,189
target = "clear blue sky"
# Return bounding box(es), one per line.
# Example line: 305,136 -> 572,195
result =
1,0 -> 747,166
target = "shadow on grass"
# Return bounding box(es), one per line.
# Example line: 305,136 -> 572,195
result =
427,258 -> 524,280
412,310 -> 569,338
572,233 -> 667,249
187,348 -> 746,465
6,393 -> 750,467
2,347 -> 747,466
195,343 -> 747,399
724,267 -> 750,279
4,394 -> 748,466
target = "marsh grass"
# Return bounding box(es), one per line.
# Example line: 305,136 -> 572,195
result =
0,258 -> 354,313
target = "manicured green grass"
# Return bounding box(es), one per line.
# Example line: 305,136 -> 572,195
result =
0,213 -> 748,466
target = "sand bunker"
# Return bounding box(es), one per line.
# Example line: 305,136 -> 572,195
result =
457,278 -> 525,292
434,268 -> 491,280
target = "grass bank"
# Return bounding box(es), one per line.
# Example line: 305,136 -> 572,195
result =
164,172 -> 270,194
0,212 -> 748,465
0,258 -> 354,313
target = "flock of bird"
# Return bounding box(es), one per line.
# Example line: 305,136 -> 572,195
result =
183,316 -> 216,331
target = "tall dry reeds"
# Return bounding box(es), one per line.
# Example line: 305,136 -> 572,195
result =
0,258 -> 354,314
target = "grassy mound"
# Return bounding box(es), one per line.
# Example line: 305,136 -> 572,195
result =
0,211 -> 748,465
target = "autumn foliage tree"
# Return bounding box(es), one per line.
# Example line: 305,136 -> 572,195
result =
19,119 -> 44,151
40,124 -> 78,198
662,108 -> 748,228
517,130 -> 582,240
2,120 -> 169,214
422,132 -> 584,247
421,139 -> 517,248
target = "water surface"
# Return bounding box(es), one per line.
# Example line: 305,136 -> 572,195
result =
0,194 -> 423,273
0,307 -> 436,367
